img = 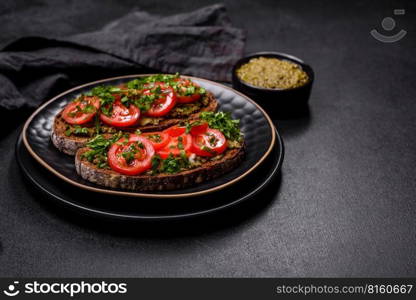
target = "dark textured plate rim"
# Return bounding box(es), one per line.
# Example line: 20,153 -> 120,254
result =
17,129 -> 283,221
22,74 -> 277,199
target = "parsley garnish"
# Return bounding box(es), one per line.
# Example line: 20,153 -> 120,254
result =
184,120 -> 203,133
81,132 -> 123,169
133,93 -> 156,112
200,111 -> 242,141
150,153 -> 190,174
88,85 -> 120,116
146,134 -> 162,143
201,145 -> 216,154
126,74 -> 180,90
64,128 -> 72,137
82,104 -> 96,114
64,125 -> 89,137
177,136 -> 184,150
160,153 -> 189,174
94,114 -> 101,134
151,155 -> 162,173
121,144 -> 138,164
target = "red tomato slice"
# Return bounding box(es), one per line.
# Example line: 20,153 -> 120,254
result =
157,133 -> 192,159
144,87 -> 177,117
174,78 -> 202,103
191,128 -> 227,157
141,132 -> 171,151
164,125 -> 186,137
108,134 -> 155,176
62,96 -> 100,125
99,100 -> 140,127
164,122 -> 208,137
113,94 -> 121,102
189,122 -> 208,135
177,94 -> 201,104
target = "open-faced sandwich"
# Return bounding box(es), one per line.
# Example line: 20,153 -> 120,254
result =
75,112 -> 245,191
52,74 -> 218,155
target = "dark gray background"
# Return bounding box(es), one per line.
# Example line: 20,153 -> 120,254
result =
1,0 -> 415,277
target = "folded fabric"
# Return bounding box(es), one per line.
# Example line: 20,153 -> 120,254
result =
0,4 -> 245,112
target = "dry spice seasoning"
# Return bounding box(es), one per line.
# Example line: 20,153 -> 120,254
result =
236,57 -> 309,89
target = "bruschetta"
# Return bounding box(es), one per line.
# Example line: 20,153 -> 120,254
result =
51,74 -> 218,155
74,112 -> 245,191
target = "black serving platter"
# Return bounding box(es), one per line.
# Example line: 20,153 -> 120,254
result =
16,128 -> 283,221
22,75 -> 277,198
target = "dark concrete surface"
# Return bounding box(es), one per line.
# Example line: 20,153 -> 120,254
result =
0,0 -> 415,277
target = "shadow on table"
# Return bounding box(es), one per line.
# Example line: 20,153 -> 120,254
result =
0,108 -> 31,141
23,171 -> 282,239
272,105 -> 312,139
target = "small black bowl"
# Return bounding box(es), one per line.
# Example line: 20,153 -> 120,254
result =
232,51 -> 314,117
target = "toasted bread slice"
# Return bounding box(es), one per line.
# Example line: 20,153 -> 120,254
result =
75,144 -> 245,191
51,92 -> 218,155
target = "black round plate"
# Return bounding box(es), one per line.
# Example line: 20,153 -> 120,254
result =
22,75 -> 277,198
16,129 -> 283,221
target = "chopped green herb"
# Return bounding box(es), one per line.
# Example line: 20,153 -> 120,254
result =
184,120 -> 203,133
89,85 -> 117,116
126,73 -> 180,90
200,111 -> 242,141
149,152 -> 191,175
121,96 -> 130,105
184,86 -> 196,96
146,134 -> 162,143
73,125 -> 89,135
121,145 -> 137,164
207,134 -> 218,146
198,87 -> 206,95
133,92 -> 158,112
151,155 -> 162,174
100,105 -> 112,117
64,125 -> 89,137
65,128 -> 72,137
177,136 -> 184,150
201,145 -> 216,154
159,154 -> 189,174
82,104 -> 96,114
81,132 -> 123,169
94,114 -> 101,134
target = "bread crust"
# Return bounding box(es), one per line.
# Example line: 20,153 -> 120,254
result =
51,92 -> 218,155
75,144 -> 245,191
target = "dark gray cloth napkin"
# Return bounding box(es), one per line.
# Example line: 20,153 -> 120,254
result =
0,4 -> 245,113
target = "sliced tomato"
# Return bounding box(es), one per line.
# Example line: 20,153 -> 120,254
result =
164,122 -> 208,137
157,133 -> 192,159
112,93 -> 122,102
191,128 -> 227,157
144,87 -> 177,117
99,100 -> 140,127
164,125 -> 186,137
141,132 -> 171,151
177,93 -> 201,104
174,78 -> 202,103
189,122 -> 208,135
108,134 -> 154,176
62,96 -> 100,125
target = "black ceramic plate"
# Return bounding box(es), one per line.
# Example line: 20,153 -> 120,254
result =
16,130 -> 283,221
22,75 -> 276,198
